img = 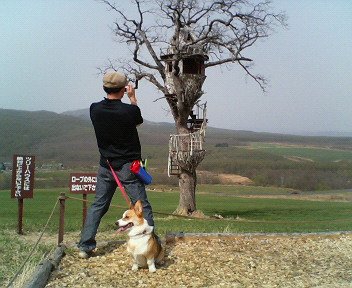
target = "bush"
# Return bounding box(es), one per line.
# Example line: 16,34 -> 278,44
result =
215,143 -> 229,148
0,172 -> 11,190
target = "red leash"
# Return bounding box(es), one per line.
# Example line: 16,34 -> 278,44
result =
107,160 -> 131,206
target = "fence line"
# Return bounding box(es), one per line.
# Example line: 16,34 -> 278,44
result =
6,197 -> 59,288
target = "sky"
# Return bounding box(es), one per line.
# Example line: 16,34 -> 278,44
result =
1,0 -> 351,136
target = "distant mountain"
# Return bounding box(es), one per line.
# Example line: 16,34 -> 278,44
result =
0,108 -> 176,166
0,108 -> 97,166
1,108 -> 352,167
61,108 -> 90,121
296,131 -> 352,137
61,108 -> 175,128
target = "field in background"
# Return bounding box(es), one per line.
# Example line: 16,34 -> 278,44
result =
249,142 -> 352,162
2,108 -> 352,191
3,139 -> 351,190
2,185 -> 352,234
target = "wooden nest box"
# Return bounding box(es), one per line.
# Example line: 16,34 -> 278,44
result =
161,47 -> 208,76
160,28 -> 208,96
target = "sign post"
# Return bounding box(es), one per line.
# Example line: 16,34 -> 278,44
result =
11,155 -> 35,235
69,173 -> 97,227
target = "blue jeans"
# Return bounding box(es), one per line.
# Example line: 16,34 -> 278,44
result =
78,163 -> 154,252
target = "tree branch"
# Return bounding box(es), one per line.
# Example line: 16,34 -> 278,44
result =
101,0 -> 286,94
238,61 -> 268,92
102,0 -> 166,79
205,56 -> 252,68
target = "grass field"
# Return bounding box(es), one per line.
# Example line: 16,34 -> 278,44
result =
249,142 -> 352,162
1,185 -> 352,286
1,186 -> 352,234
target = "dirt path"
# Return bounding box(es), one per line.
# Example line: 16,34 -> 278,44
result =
46,233 -> 352,288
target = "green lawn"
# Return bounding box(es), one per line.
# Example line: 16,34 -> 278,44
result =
196,184 -> 296,195
1,186 -> 352,234
2,186 -> 352,286
249,143 -> 352,162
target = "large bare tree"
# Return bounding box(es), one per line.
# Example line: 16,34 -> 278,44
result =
100,0 -> 286,215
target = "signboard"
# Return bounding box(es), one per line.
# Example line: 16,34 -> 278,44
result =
11,155 -> 35,199
70,173 -> 97,194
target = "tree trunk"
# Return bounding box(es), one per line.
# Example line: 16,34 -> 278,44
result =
174,168 -> 197,215
172,103 -> 205,216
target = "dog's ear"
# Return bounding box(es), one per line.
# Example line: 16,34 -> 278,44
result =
134,200 -> 143,217
129,202 -> 134,210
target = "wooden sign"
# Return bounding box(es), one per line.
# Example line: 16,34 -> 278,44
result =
11,155 -> 35,199
69,173 -> 97,227
69,173 -> 97,194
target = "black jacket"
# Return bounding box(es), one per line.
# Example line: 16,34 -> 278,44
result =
90,98 -> 143,169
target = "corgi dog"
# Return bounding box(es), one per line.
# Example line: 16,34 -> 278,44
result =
116,200 -> 163,272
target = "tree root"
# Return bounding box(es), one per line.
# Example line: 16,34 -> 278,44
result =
172,208 -> 208,219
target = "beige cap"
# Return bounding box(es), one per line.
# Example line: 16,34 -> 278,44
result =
103,72 -> 127,88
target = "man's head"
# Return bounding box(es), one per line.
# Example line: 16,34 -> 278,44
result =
103,71 -> 128,94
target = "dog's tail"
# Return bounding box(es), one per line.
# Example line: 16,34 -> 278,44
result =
152,232 -> 164,264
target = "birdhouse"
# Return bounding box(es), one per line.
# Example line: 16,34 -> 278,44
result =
161,46 -> 208,76
160,28 -> 208,96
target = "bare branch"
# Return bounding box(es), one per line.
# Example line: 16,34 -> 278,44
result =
238,61 -> 268,92
137,72 -> 166,93
100,0 -> 286,98
102,0 -> 166,79
205,56 -> 252,68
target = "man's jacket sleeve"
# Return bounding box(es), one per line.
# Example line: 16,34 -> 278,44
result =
134,105 -> 143,126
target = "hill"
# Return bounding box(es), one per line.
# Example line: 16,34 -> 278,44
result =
0,108 -> 178,166
2,108 -> 352,166
2,108 -> 352,191
61,108 -> 352,148
0,109 -> 97,166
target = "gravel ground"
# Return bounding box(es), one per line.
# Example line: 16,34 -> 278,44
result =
46,233 -> 352,288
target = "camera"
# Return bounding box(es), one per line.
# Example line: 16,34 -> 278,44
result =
126,79 -> 139,90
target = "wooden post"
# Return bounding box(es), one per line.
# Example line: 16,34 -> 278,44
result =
82,193 -> 87,228
18,198 -> 24,235
58,192 -> 66,246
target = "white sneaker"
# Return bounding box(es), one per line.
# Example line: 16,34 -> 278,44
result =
78,250 -> 91,259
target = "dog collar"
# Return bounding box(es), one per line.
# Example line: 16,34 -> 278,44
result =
130,229 -> 150,238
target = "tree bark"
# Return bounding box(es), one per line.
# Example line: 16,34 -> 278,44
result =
174,168 -> 197,215
172,116 -> 204,216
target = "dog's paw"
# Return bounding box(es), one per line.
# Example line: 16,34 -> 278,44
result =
131,264 -> 139,272
147,259 -> 157,272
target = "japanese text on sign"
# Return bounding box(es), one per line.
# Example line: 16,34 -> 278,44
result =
70,173 -> 97,194
11,155 -> 35,199
15,156 -> 23,197
24,157 -> 33,191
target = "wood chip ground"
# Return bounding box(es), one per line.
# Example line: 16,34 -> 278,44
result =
46,233 -> 352,288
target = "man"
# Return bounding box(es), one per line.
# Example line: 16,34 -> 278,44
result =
78,71 -> 155,258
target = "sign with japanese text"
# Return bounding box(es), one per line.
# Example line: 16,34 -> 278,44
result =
11,155 -> 35,199
70,173 -> 97,194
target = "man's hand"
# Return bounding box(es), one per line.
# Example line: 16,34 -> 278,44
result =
126,83 -> 138,105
